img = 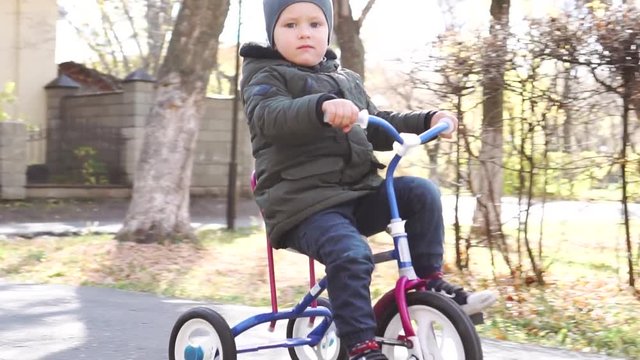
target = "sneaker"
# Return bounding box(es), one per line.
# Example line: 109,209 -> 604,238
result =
425,272 -> 497,315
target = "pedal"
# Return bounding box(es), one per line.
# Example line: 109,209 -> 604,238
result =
469,312 -> 484,325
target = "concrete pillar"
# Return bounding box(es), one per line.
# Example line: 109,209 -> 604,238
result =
121,69 -> 155,183
44,74 -> 80,129
0,121 -> 27,199
44,74 -> 79,178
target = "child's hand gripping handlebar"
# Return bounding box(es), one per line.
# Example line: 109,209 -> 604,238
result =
356,110 -> 455,157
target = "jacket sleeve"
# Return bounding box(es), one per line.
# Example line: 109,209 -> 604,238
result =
243,67 -> 332,145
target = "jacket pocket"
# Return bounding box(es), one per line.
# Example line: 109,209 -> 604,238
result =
280,157 -> 344,180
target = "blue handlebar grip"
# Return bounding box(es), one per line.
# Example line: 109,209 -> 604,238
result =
419,121 -> 452,143
364,114 -> 453,145
365,115 -> 405,144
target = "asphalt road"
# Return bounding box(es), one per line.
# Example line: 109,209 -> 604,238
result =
0,281 -> 624,360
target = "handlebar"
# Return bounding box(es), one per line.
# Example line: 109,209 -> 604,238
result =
335,110 -> 456,276
356,110 -> 454,157
324,109 -> 455,156
355,110 -> 455,221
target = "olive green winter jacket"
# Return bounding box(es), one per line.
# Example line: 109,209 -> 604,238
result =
240,43 -> 436,248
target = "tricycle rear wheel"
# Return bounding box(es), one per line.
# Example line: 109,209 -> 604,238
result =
286,297 -> 348,360
169,306 -> 236,360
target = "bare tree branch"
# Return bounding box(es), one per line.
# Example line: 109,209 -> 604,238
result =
120,0 -> 146,64
357,0 -> 376,27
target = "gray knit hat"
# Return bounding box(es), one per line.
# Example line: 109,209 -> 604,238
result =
263,0 -> 333,47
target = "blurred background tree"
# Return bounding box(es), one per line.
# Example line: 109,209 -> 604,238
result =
0,82 -> 17,121
115,0 -> 231,243
59,0 -> 177,77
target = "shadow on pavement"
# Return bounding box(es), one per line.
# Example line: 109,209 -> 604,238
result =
0,281 -> 291,360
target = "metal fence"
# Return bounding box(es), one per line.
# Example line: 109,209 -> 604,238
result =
27,125 -> 126,185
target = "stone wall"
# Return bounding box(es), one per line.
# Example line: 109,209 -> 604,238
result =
24,71 -> 254,199
44,78 -> 157,185
0,121 -> 27,199
194,96 -> 253,195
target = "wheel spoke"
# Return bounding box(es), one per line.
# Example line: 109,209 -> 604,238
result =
312,344 -> 325,359
440,325 -> 460,358
420,320 -> 444,360
287,299 -> 345,360
202,334 -> 222,357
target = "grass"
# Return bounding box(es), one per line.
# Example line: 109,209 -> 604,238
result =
462,217 -> 640,359
1,220 -> 639,358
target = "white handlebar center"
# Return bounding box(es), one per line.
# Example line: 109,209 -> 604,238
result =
393,133 -> 421,157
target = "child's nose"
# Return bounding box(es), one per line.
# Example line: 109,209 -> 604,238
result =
298,25 -> 311,38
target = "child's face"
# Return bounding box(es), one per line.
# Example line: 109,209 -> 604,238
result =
273,2 -> 329,67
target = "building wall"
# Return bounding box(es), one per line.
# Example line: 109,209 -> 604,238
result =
0,0 -> 58,163
0,121 -> 27,199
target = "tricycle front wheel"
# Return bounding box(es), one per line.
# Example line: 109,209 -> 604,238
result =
376,291 -> 483,360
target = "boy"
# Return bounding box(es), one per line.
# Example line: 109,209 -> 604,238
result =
240,1 -> 497,359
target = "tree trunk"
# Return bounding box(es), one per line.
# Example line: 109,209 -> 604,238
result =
633,76 -> 640,129
117,0 -> 230,244
562,65 -> 576,152
621,31 -> 637,289
471,0 -> 510,239
332,0 -> 376,80
622,97 -> 635,288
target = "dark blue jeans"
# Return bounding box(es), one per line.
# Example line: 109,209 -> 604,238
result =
282,176 -> 444,349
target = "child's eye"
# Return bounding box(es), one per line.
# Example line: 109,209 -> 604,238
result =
284,23 -> 296,29
310,22 -> 321,28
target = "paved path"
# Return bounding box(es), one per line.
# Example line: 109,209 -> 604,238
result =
0,197 -> 263,238
2,196 -> 637,238
0,281 -> 624,360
